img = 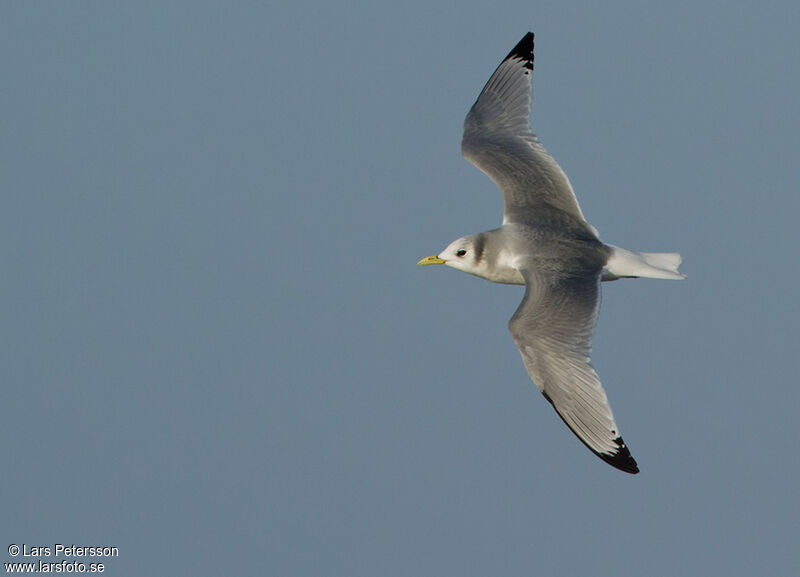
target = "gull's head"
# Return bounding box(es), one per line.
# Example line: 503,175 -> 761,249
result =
417,235 -> 486,275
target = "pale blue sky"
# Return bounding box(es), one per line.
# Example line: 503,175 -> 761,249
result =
2,1 -> 799,575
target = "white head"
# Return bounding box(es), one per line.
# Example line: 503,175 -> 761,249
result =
417,234 -> 488,276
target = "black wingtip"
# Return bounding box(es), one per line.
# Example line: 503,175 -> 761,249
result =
598,437 -> 640,474
541,391 -> 640,474
505,32 -> 534,71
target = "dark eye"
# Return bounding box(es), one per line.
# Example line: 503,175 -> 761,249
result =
456,249 -> 467,257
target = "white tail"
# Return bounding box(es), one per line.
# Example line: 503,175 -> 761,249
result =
603,245 -> 686,281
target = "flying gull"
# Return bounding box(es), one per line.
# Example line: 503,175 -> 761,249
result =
418,32 -> 685,474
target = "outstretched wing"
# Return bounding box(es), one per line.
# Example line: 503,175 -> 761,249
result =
462,33 -> 591,230
508,265 -> 639,474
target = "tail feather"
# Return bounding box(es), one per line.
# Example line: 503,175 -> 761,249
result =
603,245 -> 685,281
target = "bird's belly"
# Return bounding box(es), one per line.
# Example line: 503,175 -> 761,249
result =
474,266 -> 525,285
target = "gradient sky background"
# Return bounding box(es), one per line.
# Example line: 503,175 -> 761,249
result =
2,1 -> 799,576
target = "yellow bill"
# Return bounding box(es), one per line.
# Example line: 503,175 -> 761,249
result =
417,255 -> 446,266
